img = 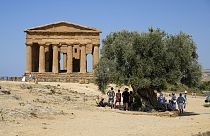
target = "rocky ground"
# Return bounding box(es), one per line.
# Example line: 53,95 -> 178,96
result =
0,81 -> 209,136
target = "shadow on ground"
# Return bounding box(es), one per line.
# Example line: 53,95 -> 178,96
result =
179,112 -> 200,116
192,131 -> 210,136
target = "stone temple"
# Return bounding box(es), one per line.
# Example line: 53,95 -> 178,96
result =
24,21 -> 101,82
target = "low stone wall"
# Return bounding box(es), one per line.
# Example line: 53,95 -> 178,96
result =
0,77 -> 22,81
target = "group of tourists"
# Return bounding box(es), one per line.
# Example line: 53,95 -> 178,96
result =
157,91 -> 188,114
21,73 -> 36,83
99,87 -> 134,111
98,87 -> 188,114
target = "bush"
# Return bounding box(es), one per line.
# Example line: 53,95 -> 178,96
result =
199,81 -> 210,91
166,84 -> 189,92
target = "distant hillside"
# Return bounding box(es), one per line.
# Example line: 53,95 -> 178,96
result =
202,69 -> 210,81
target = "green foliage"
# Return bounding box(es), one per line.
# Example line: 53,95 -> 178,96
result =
94,29 -> 202,92
166,84 -> 189,92
94,58 -> 110,93
199,81 -> 210,91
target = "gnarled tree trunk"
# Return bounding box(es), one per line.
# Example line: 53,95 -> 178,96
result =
132,85 -> 163,111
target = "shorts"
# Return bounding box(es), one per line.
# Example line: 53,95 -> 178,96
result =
108,98 -> 114,104
123,99 -> 129,103
178,103 -> 184,109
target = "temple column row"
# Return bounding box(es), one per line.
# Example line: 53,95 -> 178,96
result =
26,44 -> 99,74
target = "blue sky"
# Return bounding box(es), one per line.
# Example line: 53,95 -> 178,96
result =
0,0 -> 209,76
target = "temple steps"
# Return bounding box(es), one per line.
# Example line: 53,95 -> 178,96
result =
25,72 -> 94,83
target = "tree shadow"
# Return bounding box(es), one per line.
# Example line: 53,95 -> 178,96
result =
179,111 -> 200,116
192,131 -> 210,136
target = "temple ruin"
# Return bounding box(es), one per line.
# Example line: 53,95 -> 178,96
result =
24,21 -> 101,82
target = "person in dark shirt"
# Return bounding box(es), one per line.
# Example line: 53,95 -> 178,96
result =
129,91 -> 134,110
122,88 -> 130,111
98,98 -> 106,107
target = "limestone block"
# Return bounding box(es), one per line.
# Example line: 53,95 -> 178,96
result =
86,44 -> 93,54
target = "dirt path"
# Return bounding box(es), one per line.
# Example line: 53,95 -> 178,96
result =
0,81 -> 209,136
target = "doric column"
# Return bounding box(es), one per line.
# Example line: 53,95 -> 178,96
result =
63,53 -> 67,70
80,45 -> 86,73
93,44 -> 99,68
45,46 -> 50,72
52,45 -> 59,73
67,45 -> 73,73
39,44 -> 45,73
26,44 -> 32,73
58,51 -> 61,72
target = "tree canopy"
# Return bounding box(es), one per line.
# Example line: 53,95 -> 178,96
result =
95,29 -> 202,93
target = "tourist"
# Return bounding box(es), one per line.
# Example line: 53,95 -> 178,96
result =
170,92 -> 177,110
158,93 -> 166,104
114,89 -> 121,109
158,92 -> 166,110
98,98 -> 108,107
177,93 -> 185,114
107,87 -> 115,109
122,88 -> 130,111
21,74 -> 26,82
28,73 -> 33,82
184,90 -> 187,98
129,91 -> 134,110
184,90 -> 187,108
192,92 -> 196,98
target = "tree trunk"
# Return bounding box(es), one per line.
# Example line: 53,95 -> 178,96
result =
132,85 -> 161,111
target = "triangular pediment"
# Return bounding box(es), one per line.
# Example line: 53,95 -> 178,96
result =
25,21 -> 101,33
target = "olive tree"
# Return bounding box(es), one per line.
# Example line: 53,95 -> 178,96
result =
94,29 -> 201,111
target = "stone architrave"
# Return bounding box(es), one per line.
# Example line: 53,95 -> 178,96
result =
52,45 -> 59,73
67,45 -> 73,73
80,45 -> 86,73
39,44 -> 45,73
26,44 -> 32,73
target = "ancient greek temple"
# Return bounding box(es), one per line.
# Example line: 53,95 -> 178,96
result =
24,21 -> 101,82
